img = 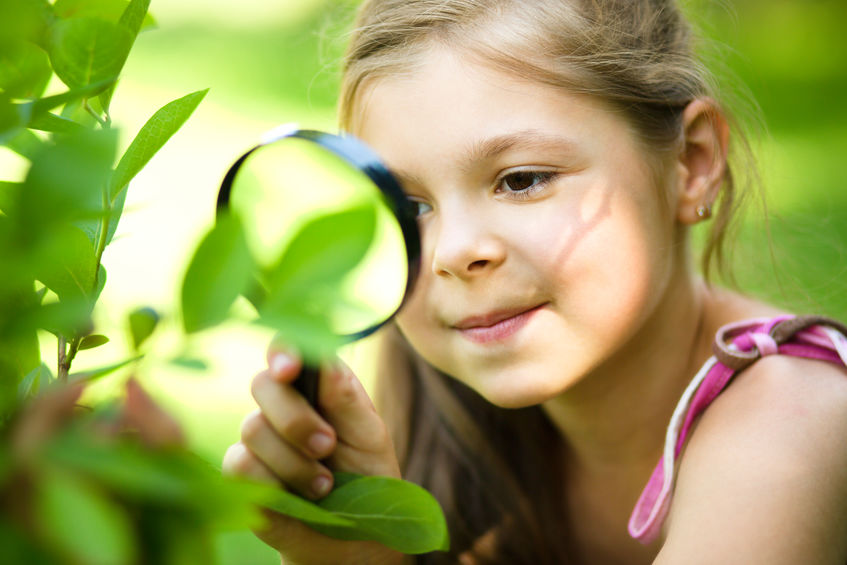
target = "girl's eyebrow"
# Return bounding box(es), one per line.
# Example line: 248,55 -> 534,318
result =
389,130 -> 579,190
464,129 -> 579,165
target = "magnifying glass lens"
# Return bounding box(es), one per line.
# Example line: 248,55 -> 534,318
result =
228,137 -> 409,337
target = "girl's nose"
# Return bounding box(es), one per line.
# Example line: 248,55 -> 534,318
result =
430,213 -> 506,279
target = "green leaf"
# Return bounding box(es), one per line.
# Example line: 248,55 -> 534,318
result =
249,473 -> 449,555
256,307 -> 344,365
1,127 -> 42,159
312,473 -> 450,554
31,297 -> 92,338
265,205 -> 377,296
110,88 -> 208,201
47,17 -> 132,90
0,40 -> 52,98
0,321 -> 40,380
28,111 -> 84,134
34,225 -> 97,302
36,470 -> 136,565
30,79 -> 115,115
0,0 -> 53,46
259,485 -> 356,528
17,362 -> 53,402
128,306 -> 158,350
181,213 -> 253,333
79,333 -> 109,350
0,181 -> 18,214
53,0 -> 156,30
18,128 -> 116,247
104,181 -> 125,245
99,0 -> 150,112
68,354 -> 141,383
0,96 -> 32,145
168,355 -> 207,371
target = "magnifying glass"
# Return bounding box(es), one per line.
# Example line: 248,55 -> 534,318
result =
217,126 -> 420,407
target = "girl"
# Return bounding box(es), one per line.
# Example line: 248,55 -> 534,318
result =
223,1 -> 847,563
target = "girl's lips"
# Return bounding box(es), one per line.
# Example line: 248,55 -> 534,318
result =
454,304 -> 546,344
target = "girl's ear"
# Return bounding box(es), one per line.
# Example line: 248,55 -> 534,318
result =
675,98 -> 730,225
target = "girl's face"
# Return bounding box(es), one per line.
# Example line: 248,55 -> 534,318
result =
353,49 -> 684,408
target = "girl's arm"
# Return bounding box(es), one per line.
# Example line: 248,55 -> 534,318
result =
654,355 -> 847,564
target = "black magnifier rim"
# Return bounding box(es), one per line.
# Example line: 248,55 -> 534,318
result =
216,128 -> 421,343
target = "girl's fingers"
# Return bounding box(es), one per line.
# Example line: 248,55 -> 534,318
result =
318,362 -> 401,478
222,441 -> 279,485
240,410 -> 334,499
266,347 -> 303,383
251,369 -> 336,460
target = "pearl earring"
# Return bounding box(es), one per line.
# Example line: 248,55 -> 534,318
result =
696,204 -> 712,219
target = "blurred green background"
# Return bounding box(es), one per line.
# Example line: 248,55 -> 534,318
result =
7,0 -> 842,563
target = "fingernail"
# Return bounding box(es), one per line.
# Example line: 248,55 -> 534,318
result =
308,432 -> 334,457
312,474 -> 332,497
270,353 -> 294,377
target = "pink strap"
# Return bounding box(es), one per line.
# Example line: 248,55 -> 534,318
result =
628,316 -> 847,543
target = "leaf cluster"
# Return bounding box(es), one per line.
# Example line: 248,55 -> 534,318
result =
0,0 -> 206,404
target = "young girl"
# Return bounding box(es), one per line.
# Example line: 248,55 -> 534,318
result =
223,1 -> 847,563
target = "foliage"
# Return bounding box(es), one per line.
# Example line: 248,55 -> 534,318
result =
1,0 -> 448,560
0,0 -> 270,563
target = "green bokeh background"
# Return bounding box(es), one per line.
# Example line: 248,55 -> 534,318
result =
18,0 -> 843,563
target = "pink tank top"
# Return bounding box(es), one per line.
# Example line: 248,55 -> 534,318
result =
628,315 -> 847,544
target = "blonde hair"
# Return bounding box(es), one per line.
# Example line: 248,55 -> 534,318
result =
340,0 -> 752,279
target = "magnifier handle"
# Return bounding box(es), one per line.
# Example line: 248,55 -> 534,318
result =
294,365 -> 321,410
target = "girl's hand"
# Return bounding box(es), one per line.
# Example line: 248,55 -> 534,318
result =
222,345 -> 406,565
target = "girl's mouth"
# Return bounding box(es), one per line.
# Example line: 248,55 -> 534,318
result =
453,304 -> 546,344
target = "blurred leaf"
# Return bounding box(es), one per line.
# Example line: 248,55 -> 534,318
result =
104,183 -> 126,245
265,204 -> 377,295
312,472 -> 450,554
1,128 -> 42,159
0,181 -> 18,214
30,297 -> 92,338
36,470 -> 136,565
94,263 -> 107,302
0,96 -> 32,146
257,307 -> 344,365
168,356 -> 207,371
19,127 -> 116,239
79,333 -> 109,350
128,306 -> 158,350
30,78 -> 115,115
53,0 -> 156,30
17,362 -> 53,402
28,111 -> 84,134
0,517 -> 54,564
110,88 -> 208,201
69,354 -> 141,383
33,225 -> 97,302
181,213 -> 252,333
0,40 -> 52,99
45,432 -> 266,529
47,17 -> 131,90
0,0 -> 53,46
99,0 -> 151,112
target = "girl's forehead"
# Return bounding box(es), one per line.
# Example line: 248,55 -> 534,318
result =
351,50 -> 618,149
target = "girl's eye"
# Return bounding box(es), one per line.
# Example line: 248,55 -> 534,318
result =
497,171 -> 557,196
408,198 -> 433,218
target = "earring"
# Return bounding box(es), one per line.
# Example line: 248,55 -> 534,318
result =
696,204 -> 712,219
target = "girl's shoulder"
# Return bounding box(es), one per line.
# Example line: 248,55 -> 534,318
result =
657,315 -> 847,563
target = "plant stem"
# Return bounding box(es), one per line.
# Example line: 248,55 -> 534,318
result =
58,336 -> 67,383
57,335 -> 82,383
56,102 -> 112,383
84,100 -> 108,128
